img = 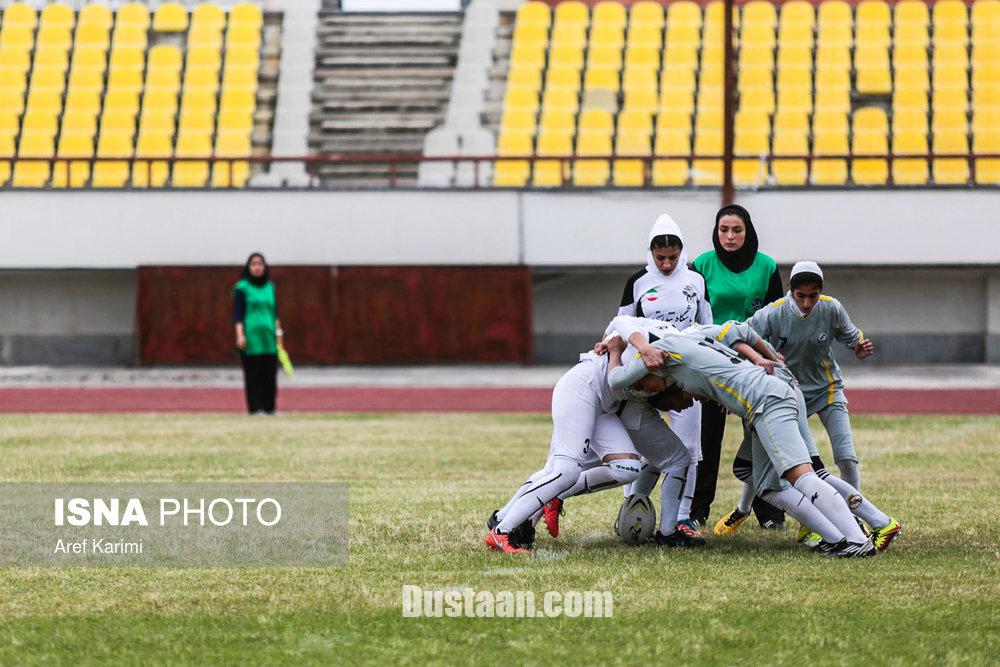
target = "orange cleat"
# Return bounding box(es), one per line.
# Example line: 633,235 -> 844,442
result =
543,498 -> 563,537
486,528 -> 530,554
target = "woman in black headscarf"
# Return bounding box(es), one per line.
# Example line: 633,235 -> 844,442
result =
690,204 -> 786,530
233,252 -> 282,414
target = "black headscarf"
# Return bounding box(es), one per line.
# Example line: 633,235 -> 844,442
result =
712,204 -> 760,273
242,252 -> 270,287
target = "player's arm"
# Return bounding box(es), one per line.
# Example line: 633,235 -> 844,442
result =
832,298 -> 873,359
609,316 -> 668,368
694,274 -> 714,325
233,288 -> 247,350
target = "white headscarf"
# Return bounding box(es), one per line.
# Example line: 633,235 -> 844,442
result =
645,214 -> 691,283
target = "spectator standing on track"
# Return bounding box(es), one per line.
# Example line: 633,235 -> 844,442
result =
233,252 -> 282,415
690,204 -> 786,529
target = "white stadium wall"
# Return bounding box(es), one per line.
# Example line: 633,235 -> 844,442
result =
1,189 -> 999,364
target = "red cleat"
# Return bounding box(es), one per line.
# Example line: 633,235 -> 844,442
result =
486,528 -> 530,554
543,498 -> 563,537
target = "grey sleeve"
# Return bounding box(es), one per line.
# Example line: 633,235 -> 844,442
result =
608,354 -> 656,390
746,306 -> 771,339
716,321 -> 762,349
832,299 -> 863,349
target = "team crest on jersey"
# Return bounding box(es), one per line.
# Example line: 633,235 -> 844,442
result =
817,332 -> 829,343
643,288 -> 658,302
751,298 -> 764,311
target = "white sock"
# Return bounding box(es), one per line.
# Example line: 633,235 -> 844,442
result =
793,472 -> 868,543
817,468 -> 890,530
625,459 -> 660,497
497,467 -> 551,523
658,467 -> 687,534
737,481 -> 755,514
677,461 -> 698,521
497,457 -> 579,533
558,459 -> 640,500
762,488 -> 845,544
837,459 -> 862,491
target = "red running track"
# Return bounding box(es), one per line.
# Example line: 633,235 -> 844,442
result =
0,387 -> 997,415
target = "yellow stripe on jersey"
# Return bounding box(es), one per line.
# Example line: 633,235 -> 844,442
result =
709,379 -> 754,420
771,298 -> 786,307
819,295 -> 833,302
858,328 -> 865,341
668,352 -> 682,360
822,358 -> 836,405
715,321 -> 733,341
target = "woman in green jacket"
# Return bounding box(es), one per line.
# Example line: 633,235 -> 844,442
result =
690,204 -> 786,529
233,252 -> 282,414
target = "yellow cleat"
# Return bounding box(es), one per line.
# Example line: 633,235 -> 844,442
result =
872,517 -> 902,552
714,507 -> 750,536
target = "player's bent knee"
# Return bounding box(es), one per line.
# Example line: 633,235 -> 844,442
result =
732,457 -> 753,482
608,458 -> 642,485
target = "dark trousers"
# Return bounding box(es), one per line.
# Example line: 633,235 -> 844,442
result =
690,401 -> 785,526
241,353 -> 278,414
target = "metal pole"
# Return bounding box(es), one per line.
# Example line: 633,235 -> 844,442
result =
722,0 -> 736,205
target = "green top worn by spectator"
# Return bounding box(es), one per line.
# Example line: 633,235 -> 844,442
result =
693,204 -> 784,324
233,279 -> 278,355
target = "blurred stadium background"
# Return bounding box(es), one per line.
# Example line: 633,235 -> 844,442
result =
0,0 -> 997,372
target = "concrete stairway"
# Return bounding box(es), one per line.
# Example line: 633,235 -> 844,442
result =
310,11 -> 463,187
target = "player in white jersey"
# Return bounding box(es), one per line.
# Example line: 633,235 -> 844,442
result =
608,321 -> 877,557
613,214 -> 712,543
746,261 -> 873,491
486,337 -> 690,554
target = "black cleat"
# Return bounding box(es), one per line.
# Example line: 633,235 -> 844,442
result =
761,520 -> 787,531
486,510 -> 499,530
652,530 -> 700,548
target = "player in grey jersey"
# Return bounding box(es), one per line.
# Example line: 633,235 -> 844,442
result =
608,323 -> 877,557
746,261 -> 873,491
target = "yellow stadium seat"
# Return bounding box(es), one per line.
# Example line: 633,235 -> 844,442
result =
590,26 -> 624,51
554,1 -> 589,26
811,110 -> 849,185
33,48 -> 69,73
631,0 -> 664,26
40,3 -> 74,29
627,24 -> 662,49
932,127 -> 970,183
153,2 -> 189,33
515,1 -> 551,28
13,132 -> 54,187
578,108 -> 613,135
850,107 -> 888,185
533,131 -> 572,187
618,109 -> 653,136
500,109 -> 537,135
734,111 -> 771,186
624,87 -> 657,113
231,3 -> 264,29
185,67 -> 222,92
494,132 -> 533,187
973,86 -> 1000,109
582,67 -> 617,94
117,2 -> 151,27
855,54 -> 892,94
193,3 -> 226,28
549,44 -> 585,71
776,88 -> 812,114
973,127 -> 1000,184
891,131 -> 929,184
91,131 -> 134,187
221,67 -> 259,93
622,67 -> 656,93
52,134 -> 95,188
78,3 -> 113,28
172,133 -> 212,187
74,22 -> 110,51
188,24 -> 224,50
573,133 -> 611,186
613,131 -> 650,186
545,67 -> 580,94
771,126 -> 809,185
550,22 -> 586,48
3,2 -> 37,29
507,65 -> 543,91
586,45 -> 622,71
651,157 -> 688,185
61,109 -> 98,136
541,87 -> 579,113
133,132 -> 173,187
226,23 -> 261,49
0,23 -> 35,50
894,87 -> 929,111
513,21 -> 548,45
739,86 -> 775,114
592,1 -> 627,27
211,133 -> 252,188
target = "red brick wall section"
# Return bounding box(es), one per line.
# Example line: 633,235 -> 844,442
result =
136,266 -> 532,365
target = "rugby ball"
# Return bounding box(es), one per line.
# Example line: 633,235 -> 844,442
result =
616,495 -> 656,545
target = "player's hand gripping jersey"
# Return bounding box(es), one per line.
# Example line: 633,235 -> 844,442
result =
746,293 -> 864,412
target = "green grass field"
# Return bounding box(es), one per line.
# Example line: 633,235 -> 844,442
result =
1,413 -> 998,665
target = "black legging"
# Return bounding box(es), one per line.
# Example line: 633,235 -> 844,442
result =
241,353 -> 278,414
690,401 -> 785,526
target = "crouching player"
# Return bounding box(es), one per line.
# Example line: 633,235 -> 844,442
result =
486,336 -> 688,554
608,322 -> 878,557
711,332 -> 902,551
